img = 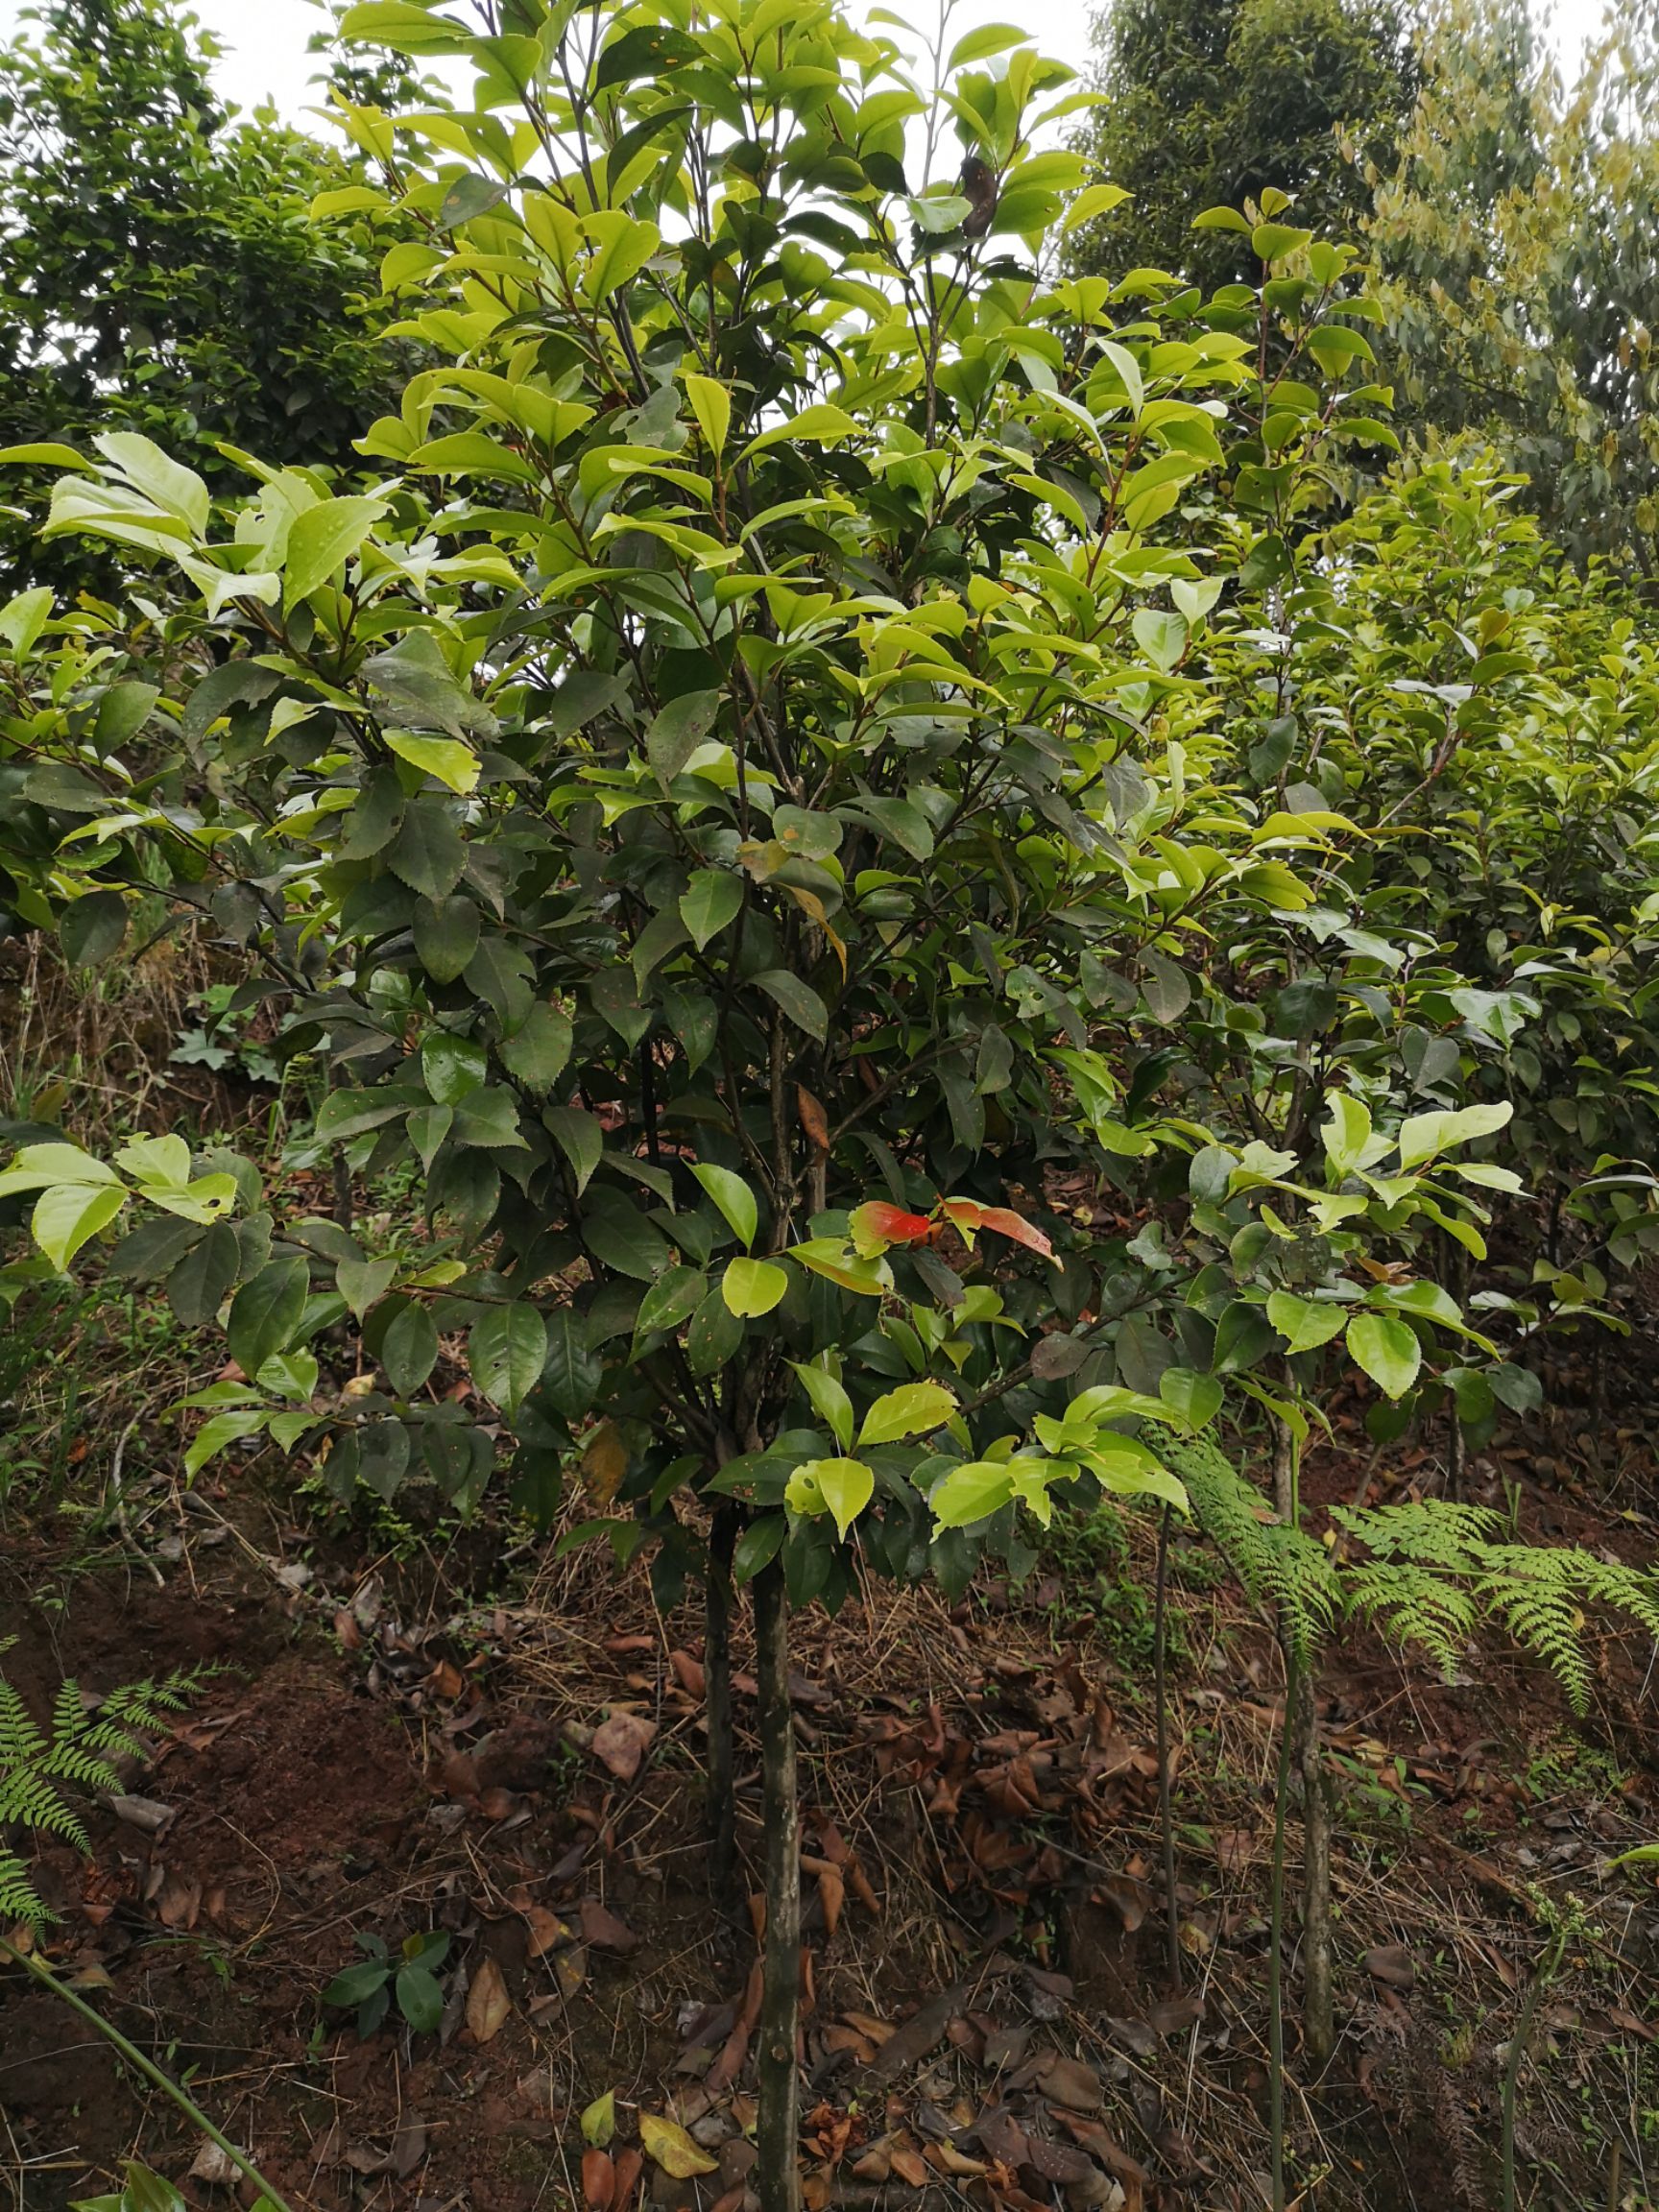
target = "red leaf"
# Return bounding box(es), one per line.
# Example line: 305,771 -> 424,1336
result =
850,1200 -> 934,1251
942,1199 -> 1052,1258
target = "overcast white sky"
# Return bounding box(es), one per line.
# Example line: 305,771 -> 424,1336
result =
0,0 -> 1619,122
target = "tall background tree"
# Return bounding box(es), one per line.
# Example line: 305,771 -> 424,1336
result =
1071,0 -> 1418,286
0,0 -> 408,587
1359,0 -> 1659,578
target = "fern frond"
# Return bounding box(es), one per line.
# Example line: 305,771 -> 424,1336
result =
1162,1433 -> 1339,1662
1473,1548 -> 1595,1713
1335,1500 -> 1501,1567
99,1668 -> 205,1725
2,1767 -> 90,1852
0,1661 -> 205,1918
0,1846 -> 50,1927
0,1678 -> 48,1771
49,1677 -> 90,1745
73,1719 -> 149,1766
1575,1556 -> 1659,1646
40,1743 -> 124,1795
1345,1559 -> 1479,1678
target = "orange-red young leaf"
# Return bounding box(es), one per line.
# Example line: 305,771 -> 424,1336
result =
850,1199 -> 934,1251
942,1199 -> 1053,1258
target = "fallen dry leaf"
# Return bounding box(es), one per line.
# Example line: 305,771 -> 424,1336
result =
390,2115 -> 427,2177
638,2112 -> 720,2179
156,1875 -> 202,1932
525,1907 -> 569,1958
1364,1942 -> 1415,1990
1036,2052 -> 1105,2113
466,1955 -> 512,2043
612,2148 -> 644,2212
815,1863 -> 845,1938
888,2140 -> 928,2188
868,1984 -> 967,2082
106,1793 -> 173,1835
590,1710 -> 657,1782
580,1897 -> 639,1952
186,2142 -> 239,2189
582,2148 -> 615,2210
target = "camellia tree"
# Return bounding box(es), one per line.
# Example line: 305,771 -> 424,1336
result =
0,1 -> 1540,2203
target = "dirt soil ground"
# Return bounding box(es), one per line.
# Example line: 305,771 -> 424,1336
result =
2,1411 -> 1657,2212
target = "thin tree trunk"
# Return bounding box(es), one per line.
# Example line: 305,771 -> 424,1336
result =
705,1503 -> 738,1912
1272,1410 -> 1294,1522
753,1562 -> 801,2212
1294,1664 -> 1334,2069
1268,1645 -> 1298,2212
1153,1503 -> 1182,1991
1446,1398 -> 1466,1501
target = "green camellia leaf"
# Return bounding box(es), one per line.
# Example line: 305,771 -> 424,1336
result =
1158,1369 -> 1222,1431
1266,1290 -> 1349,1355
60,888 -> 128,966
469,1303 -> 547,1414
680,868 -> 743,950
387,731 -> 480,793
690,1162 -> 757,1248
283,494 -> 387,605
927,1459 -> 1014,1528
1345,1311 -> 1422,1399
421,1031 -> 488,1104
184,1407 -> 270,1480
381,1304 -> 440,1397
791,1361 -> 854,1452
413,895 -> 481,981
1396,1101 -> 1513,1169
322,1957 -> 390,2008
636,1264 -> 707,1338
227,1255 -> 309,1378
395,1961 -> 445,2032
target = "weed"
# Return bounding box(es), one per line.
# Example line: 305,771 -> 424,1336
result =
1037,1498 -> 1166,1667
169,982 -> 284,1088
321,1929 -> 451,2036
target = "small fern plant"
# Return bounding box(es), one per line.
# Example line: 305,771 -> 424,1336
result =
0,1643 -> 202,1927
1336,1503 -> 1659,1713
1159,1438 -> 1659,1708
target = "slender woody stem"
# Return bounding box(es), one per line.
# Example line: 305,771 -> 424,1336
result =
752,1563 -> 801,2212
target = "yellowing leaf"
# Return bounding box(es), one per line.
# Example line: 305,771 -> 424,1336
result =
580,2091 -> 616,2149
387,729 -> 480,794
465,1954 -> 511,2044
721,1257 -> 788,1316
581,1419 -> 628,1506
638,2114 -> 719,2180
32,1181 -> 127,1269
741,403 -> 860,459
785,1457 -> 874,1542
858,1380 -> 956,1447
683,373 -> 731,459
